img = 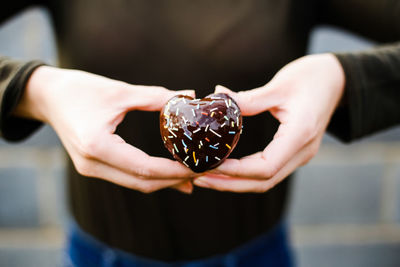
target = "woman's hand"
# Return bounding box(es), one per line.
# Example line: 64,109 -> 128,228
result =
15,66 -> 196,193
194,54 -> 345,193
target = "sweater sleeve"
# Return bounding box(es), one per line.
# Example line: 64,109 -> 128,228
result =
328,44 -> 400,142
317,0 -> 400,142
0,56 -> 45,141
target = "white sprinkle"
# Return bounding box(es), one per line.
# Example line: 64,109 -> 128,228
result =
197,103 -> 200,109
176,108 -> 179,116
172,127 -> 178,131
210,107 -> 218,112
172,148 -> 175,155
221,122 -> 226,128
205,124 -> 209,132
182,116 -> 187,124
215,156 -> 221,161
210,128 -> 222,138
173,143 -> 179,153
224,116 -> 229,120
234,109 -> 238,114
168,129 -> 177,138
214,143 -> 219,147
200,140 -> 203,146
192,109 -> 196,117
193,128 -> 201,133
182,98 -> 186,104
237,117 -> 239,126
183,161 -> 189,167
209,100 -> 215,105
184,156 -> 189,162
195,159 -> 199,166
225,100 -> 229,108
229,99 -> 231,107
168,136 -> 174,138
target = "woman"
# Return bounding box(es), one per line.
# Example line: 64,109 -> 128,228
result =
1,1 -> 399,266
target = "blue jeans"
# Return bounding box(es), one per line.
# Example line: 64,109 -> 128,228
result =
64,220 -> 294,267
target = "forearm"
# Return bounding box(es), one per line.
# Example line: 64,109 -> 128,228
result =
328,43 -> 400,141
0,56 -> 45,141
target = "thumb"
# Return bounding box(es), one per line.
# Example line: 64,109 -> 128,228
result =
215,84 -> 276,116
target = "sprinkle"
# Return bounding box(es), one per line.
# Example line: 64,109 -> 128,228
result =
184,147 -> 188,153
209,145 -> 218,150
183,161 -> 189,167
210,128 -> 222,138
205,137 -> 210,142
214,143 -> 219,146
176,108 -> 179,116
210,112 -> 215,117
205,124 -> 209,132
197,103 -> 200,109
229,99 -> 232,106
237,117 -> 239,126
163,136 -> 167,141
168,129 -> 177,137
209,100 -> 215,105
181,139 -> 187,147
184,156 -> 189,162
182,116 -> 187,124
215,156 -> 221,161
229,131 -> 235,134
172,127 -> 178,131
184,132 -> 192,140
201,112 -> 208,116
195,159 -> 199,166
199,144 -> 201,149
219,111 -> 223,115
240,128 -> 243,134
225,100 -> 229,108
210,107 -> 218,112
164,114 -> 169,118
234,109 -> 238,114
193,128 -> 201,133
173,143 -> 179,153
168,136 -> 174,138
193,151 -> 197,163
192,109 -> 196,117
206,156 -> 208,162
225,144 -> 231,149
224,116 -> 229,121
172,148 -> 175,155
200,140 -> 203,146
182,98 -> 186,104
221,122 -> 226,128
196,121 -> 199,125
232,121 -> 234,127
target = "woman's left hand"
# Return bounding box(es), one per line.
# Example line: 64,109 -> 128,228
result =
193,54 -> 345,193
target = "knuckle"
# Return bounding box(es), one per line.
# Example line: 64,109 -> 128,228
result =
74,158 -> 93,177
78,137 -> 101,159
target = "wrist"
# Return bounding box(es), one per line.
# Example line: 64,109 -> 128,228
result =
13,65 -> 56,123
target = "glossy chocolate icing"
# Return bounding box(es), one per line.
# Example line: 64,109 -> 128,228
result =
160,93 -> 243,172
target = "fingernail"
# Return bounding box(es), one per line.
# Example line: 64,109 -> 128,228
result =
215,85 -> 230,94
178,89 -> 195,97
193,177 -> 210,188
179,181 -> 194,194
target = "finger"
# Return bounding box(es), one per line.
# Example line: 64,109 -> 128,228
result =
196,141 -> 318,193
214,122 -> 311,179
92,133 -> 196,179
171,180 -> 194,194
215,85 -> 279,116
76,157 -> 189,193
126,85 -> 195,111
194,173 -> 267,193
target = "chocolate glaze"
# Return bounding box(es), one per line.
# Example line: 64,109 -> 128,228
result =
160,93 -> 243,173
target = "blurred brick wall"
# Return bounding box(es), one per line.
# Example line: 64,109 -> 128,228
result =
0,7 -> 399,267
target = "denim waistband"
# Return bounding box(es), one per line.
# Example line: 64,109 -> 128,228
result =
64,220 -> 293,267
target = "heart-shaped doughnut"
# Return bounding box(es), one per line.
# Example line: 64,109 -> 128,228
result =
160,93 -> 243,173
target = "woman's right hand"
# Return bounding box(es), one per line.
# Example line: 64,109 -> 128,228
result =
14,66 -> 196,193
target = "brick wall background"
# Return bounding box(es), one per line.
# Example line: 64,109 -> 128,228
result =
0,7 -> 399,267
